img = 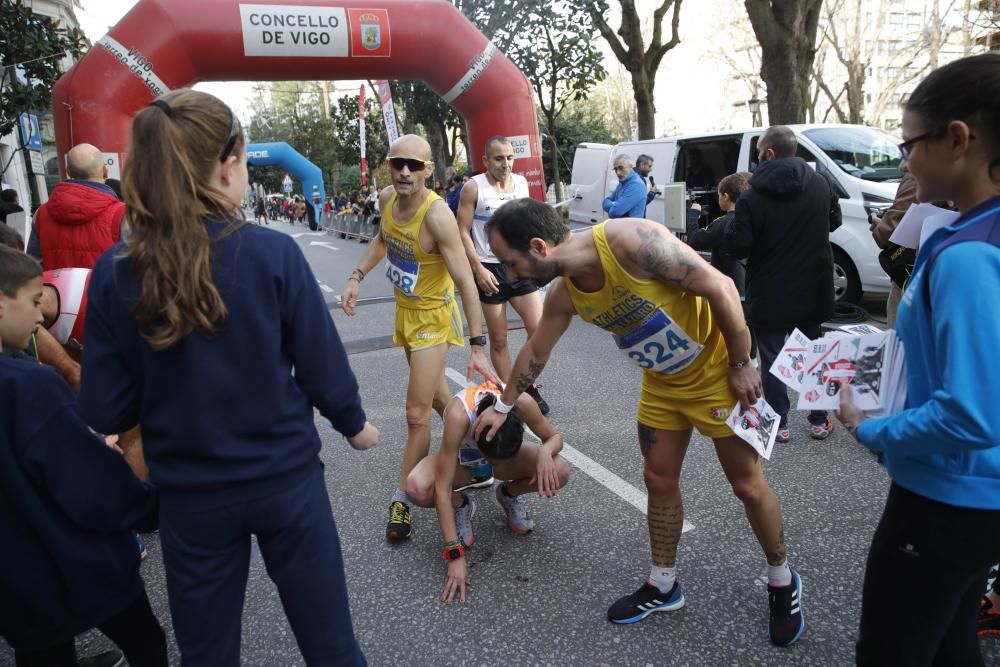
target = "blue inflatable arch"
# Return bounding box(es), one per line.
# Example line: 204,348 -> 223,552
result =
246,142 -> 326,216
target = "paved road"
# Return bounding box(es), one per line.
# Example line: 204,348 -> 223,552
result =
4,218 -> 997,666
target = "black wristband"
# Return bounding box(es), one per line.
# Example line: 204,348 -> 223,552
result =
468,335 -> 487,346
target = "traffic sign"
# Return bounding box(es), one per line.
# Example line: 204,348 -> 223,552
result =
18,113 -> 42,151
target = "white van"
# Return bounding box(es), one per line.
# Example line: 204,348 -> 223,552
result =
568,125 -> 901,303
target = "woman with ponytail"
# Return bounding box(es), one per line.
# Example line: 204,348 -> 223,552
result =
79,90 -> 376,666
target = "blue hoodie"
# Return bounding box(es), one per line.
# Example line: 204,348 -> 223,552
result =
603,169 -> 648,219
80,220 -> 366,511
857,196 -> 1000,509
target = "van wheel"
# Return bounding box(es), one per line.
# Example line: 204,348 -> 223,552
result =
832,247 -> 862,304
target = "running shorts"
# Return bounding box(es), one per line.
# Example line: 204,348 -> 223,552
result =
393,301 -> 464,351
637,364 -> 737,438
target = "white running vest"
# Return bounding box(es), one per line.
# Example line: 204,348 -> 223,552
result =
470,172 -> 529,264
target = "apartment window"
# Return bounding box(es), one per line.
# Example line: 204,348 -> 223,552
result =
884,118 -> 901,131
890,12 -> 904,24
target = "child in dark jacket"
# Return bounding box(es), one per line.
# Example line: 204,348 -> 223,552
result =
0,246 -> 166,667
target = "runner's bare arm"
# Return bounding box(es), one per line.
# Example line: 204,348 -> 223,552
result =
474,282 -> 575,441
455,181 -> 499,294
616,219 -> 759,406
515,393 -> 563,456
436,402 -> 472,604
434,402 -> 467,546
339,188 -> 392,316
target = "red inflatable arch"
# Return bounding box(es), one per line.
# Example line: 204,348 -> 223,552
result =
51,0 -> 546,199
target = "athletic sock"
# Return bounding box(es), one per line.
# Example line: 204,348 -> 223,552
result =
649,566 -> 677,594
391,488 -> 410,506
767,561 -> 792,587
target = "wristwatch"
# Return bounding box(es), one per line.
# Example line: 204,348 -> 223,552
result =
468,335 -> 487,347
728,357 -> 752,368
443,544 -> 465,561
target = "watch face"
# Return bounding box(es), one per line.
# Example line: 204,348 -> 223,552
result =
447,548 -> 461,560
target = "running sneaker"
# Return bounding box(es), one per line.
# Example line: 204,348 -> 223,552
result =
776,428 -> 791,443
768,568 -> 805,647
979,596 -> 1000,636
494,483 -> 534,535
810,418 -> 834,440
386,500 -> 411,541
607,580 -> 685,624
525,385 -> 550,416
454,493 -> 476,547
455,461 -> 495,491
136,532 -> 147,560
78,649 -> 125,667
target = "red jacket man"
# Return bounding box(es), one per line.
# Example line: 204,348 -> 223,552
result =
36,143 -> 124,270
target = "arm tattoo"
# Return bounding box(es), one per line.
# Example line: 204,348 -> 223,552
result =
638,422 -> 657,458
515,359 -> 545,394
766,527 -> 787,566
648,502 -> 684,566
631,226 -> 698,290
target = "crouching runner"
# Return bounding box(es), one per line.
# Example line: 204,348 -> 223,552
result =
405,380 -> 569,603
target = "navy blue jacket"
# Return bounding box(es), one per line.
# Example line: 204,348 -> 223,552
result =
80,220 -> 366,511
0,355 -> 157,651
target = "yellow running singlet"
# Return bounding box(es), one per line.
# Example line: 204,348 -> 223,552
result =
382,191 -> 464,350
565,222 -> 729,398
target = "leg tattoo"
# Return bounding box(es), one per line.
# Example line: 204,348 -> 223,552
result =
638,423 -> 657,458
765,527 -> 787,566
648,502 -> 684,567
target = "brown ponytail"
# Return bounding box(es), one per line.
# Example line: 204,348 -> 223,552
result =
121,89 -> 246,351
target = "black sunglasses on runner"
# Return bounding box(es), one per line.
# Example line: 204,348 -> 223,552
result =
388,157 -> 427,172
219,111 -> 241,162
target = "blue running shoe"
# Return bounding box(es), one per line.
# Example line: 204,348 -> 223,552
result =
607,580 -> 685,624
768,568 -> 804,647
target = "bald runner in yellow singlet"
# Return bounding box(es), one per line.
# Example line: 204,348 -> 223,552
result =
474,200 -> 805,647
341,134 -> 498,541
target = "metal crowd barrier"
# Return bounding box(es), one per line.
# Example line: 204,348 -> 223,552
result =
321,211 -> 377,242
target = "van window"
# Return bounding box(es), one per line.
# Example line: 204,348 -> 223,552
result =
748,136 -> 820,171
676,137 -> 742,194
749,135 -> 848,198
802,126 -> 903,182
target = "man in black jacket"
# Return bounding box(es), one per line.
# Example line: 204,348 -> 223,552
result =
728,126 -> 841,443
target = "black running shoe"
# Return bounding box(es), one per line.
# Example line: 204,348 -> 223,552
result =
525,385 -> 550,416
386,500 -> 411,540
768,568 -> 804,647
607,580 -> 685,624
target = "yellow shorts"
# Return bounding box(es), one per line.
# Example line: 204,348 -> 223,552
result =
393,301 -> 464,351
637,366 -> 736,438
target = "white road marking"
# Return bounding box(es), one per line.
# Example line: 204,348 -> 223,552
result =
293,232 -> 328,238
319,284 -> 334,293
309,241 -> 339,251
444,367 -> 692,531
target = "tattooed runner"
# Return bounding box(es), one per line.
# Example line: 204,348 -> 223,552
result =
473,199 -> 804,647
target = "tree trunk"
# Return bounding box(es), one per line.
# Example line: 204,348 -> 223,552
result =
424,119 -> 452,185
632,70 -> 656,140
545,115 -> 562,202
745,0 -> 823,125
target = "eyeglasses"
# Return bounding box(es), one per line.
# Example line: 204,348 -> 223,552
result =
219,111 -> 241,162
388,157 -> 428,172
897,130 -> 936,160
897,129 -> 976,161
